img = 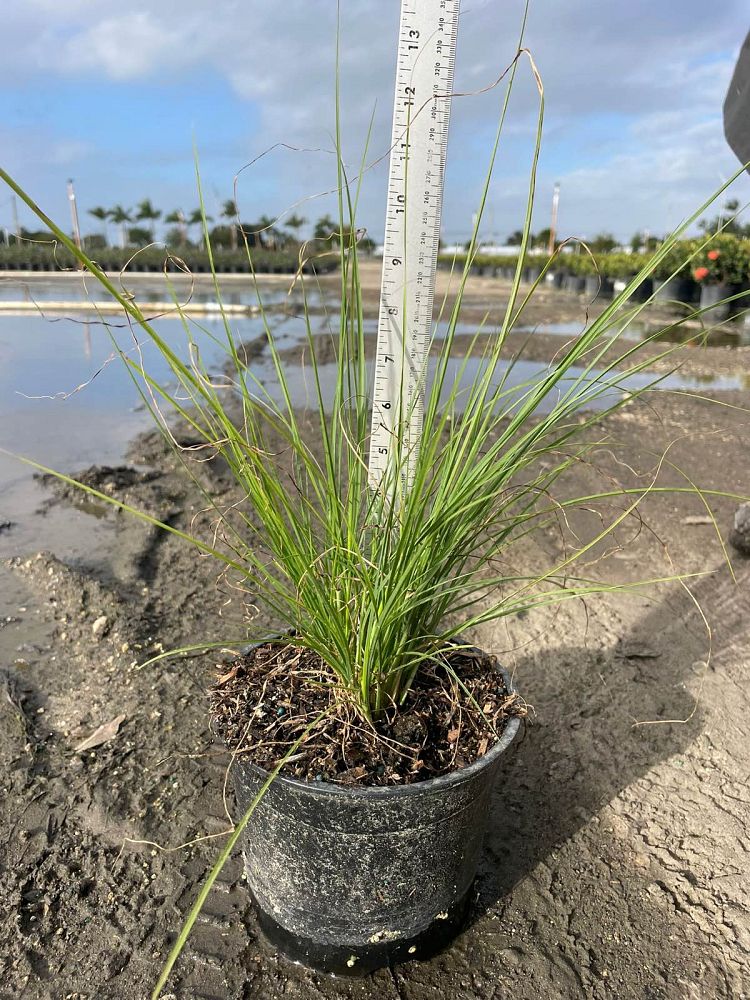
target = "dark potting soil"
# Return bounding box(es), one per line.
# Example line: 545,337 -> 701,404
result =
211,641 -> 526,786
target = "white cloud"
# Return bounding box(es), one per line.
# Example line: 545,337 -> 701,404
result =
2,0 -> 750,240
55,13 -> 179,80
48,139 -> 93,166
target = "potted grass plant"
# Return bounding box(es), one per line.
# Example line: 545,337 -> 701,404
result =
1,27 -> 748,997
4,164 -> 745,992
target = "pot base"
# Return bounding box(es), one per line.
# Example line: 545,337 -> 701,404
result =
251,883 -> 474,976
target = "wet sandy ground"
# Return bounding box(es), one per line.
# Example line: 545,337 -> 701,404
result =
0,269 -> 749,998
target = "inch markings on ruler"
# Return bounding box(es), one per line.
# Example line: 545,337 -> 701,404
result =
368,0 -> 460,495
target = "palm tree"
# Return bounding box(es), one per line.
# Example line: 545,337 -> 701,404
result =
221,199 -> 239,250
187,209 -> 212,249
88,206 -> 110,245
312,215 -> 361,248
164,209 -> 186,246
109,205 -> 132,248
257,214 -> 281,250
136,198 -> 161,240
127,226 -> 152,246
284,213 -> 306,244
314,215 -> 336,241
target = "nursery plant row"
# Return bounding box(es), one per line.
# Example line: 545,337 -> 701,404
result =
441,234 -> 750,317
0,244 -> 339,276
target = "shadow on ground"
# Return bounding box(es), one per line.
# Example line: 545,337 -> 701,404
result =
436,566 -> 741,999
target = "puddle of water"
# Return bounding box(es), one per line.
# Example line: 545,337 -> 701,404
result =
512,318 -> 750,348
0,274 -> 310,310
0,285 -> 744,561
0,295 -> 334,557
512,321 -> 593,338
642,321 -> 750,348
248,353 -> 742,417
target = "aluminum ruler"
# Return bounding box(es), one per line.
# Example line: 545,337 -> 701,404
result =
367,0 -> 460,495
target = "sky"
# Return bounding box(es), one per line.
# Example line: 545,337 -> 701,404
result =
1,0 -> 749,246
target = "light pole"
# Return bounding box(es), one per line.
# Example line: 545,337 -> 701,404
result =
11,195 -> 20,240
67,178 -> 82,252
548,181 -> 560,255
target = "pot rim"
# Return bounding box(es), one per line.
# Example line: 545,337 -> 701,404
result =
231,637 -> 522,800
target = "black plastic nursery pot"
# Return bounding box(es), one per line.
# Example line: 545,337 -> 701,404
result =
699,282 -> 745,323
232,661 -> 521,975
562,273 -> 586,294
613,276 -> 653,302
583,275 -> 614,300
652,276 -> 699,304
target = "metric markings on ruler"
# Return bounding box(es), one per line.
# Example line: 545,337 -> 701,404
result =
368,0 -> 461,493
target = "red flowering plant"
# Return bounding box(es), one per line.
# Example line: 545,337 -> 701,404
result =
692,234 -> 750,285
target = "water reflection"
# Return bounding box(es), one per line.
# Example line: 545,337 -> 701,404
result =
512,317 -> 750,348
0,279 -> 746,559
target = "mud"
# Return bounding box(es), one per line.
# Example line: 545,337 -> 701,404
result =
0,271 -> 749,999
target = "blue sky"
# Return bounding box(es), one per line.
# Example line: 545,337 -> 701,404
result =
1,0 -> 749,245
